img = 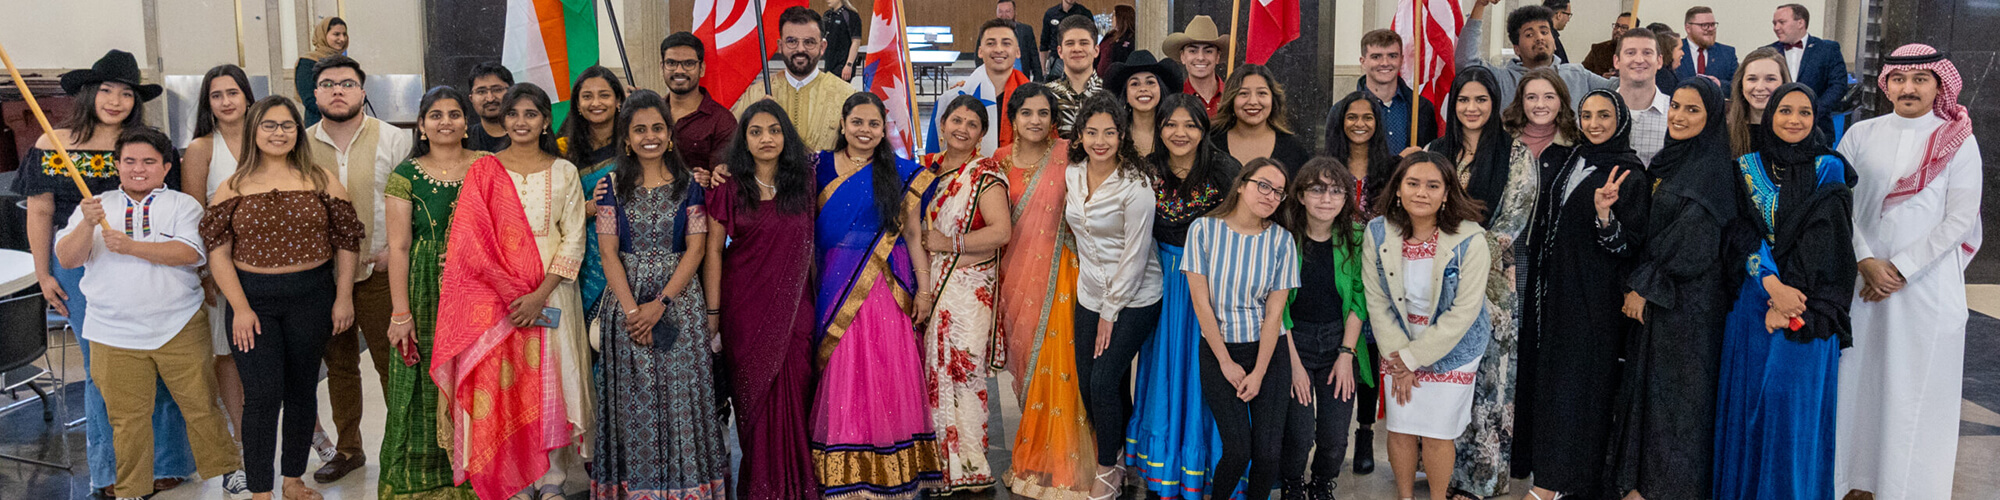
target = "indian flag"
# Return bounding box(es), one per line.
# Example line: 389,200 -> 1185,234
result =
502,0 -> 599,127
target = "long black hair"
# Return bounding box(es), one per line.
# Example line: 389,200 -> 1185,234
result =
61,81 -> 146,145
1147,93 -> 1233,195
832,92 -> 910,236
1325,91 -> 1399,205
723,100 -> 815,213
500,83 -> 563,157
1065,93 -> 1147,177
1428,65 -> 1512,222
610,90 -> 692,202
407,86 -> 475,161
556,65 -> 626,166
193,64 -> 255,139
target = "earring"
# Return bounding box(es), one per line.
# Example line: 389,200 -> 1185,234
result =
420,131 -> 428,141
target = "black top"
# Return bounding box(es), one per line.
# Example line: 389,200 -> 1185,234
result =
13,146 -> 177,229
1216,131 -> 1312,175
1040,2 -> 1094,54
822,6 -> 863,74
1292,236 -> 1342,324
466,120 -> 510,153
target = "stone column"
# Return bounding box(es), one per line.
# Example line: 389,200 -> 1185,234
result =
1138,0 -> 1171,56
622,0 -> 671,94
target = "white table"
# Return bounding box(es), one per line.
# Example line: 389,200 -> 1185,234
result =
0,249 -> 34,296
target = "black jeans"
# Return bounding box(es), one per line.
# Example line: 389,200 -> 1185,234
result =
1202,340 -> 1314,497
1072,301 -> 1160,466
1296,320 -> 1358,482
228,264 -> 336,493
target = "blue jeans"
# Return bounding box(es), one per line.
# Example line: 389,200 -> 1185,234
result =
52,254 -> 197,487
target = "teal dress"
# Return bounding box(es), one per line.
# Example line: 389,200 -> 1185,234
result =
579,159 -> 617,315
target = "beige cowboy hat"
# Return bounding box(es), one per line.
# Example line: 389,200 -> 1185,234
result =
1163,15 -> 1231,56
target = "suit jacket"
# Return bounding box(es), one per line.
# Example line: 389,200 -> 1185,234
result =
1677,40 -> 1737,83
1768,36 -> 1848,130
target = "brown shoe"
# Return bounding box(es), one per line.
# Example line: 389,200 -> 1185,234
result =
152,477 -> 184,492
312,453 -> 365,483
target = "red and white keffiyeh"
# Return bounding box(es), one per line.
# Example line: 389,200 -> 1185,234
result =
1877,43 -> 1979,256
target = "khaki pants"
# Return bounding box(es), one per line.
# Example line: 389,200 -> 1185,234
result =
324,271 -> 393,459
92,309 -> 244,497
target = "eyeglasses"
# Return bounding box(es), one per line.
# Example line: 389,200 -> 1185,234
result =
1251,179 -> 1286,200
782,37 -> 820,49
317,79 -> 361,91
258,120 -> 299,133
1688,22 -> 1718,30
663,58 -> 702,71
1304,185 -> 1346,198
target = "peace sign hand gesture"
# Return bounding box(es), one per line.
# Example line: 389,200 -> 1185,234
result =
1594,166 -> 1630,222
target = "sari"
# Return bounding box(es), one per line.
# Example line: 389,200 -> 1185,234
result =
993,142 -> 1099,500
812,152 -> 944,499
432,156 -> 572,500
917,152 -> 1008,493
710,175 -> 822,500
578,159 -> 617,316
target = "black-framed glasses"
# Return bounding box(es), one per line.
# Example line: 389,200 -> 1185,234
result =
1689,22 -> 1718,30
1251,179 -> 1286,200
317,79 -> 361,91
663,58 -> 702,71
258,120 -> 299,132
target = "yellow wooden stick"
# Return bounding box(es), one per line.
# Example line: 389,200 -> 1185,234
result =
1226,0 -> 1244,75
0,41 -> 115,232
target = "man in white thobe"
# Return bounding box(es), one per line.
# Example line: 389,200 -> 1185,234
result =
1835,43 -> 1982,500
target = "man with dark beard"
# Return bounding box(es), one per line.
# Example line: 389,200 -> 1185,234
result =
464,61 -> 513,153
661,32 -> 736,174
732,6 -> 853,151
301,54 -> 412,484
1458,0 -> 1613,110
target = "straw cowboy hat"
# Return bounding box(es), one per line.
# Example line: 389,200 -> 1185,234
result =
1163,15 -> 1230,56
60,49 -> 163,101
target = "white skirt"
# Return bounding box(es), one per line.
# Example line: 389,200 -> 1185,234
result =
1382,353 -> 1482,440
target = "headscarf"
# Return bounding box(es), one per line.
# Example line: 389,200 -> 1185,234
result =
1877,44 -> 1973,213
1756,83 -> 1838,173
1649,77 -> 1739,222
1430,66 -> 1513,221
1570,89 -> 1643,169
303,17 -> 345,62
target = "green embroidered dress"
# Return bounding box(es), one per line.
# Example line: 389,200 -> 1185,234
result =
381,159 -> 476,500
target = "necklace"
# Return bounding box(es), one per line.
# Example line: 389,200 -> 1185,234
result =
1013,145 -> 1050,170
755,176 -> 777,190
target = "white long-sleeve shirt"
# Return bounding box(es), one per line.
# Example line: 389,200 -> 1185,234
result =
1840,111 -> 1983,283
1065,162 -> 1162,322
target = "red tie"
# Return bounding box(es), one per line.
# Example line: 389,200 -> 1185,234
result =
1697,49 -> 1707,74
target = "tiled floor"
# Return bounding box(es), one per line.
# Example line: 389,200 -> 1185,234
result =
6,289 -> 1999,500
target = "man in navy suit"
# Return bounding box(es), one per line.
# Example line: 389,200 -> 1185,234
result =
1678,6 -> 1735,83
1768,3 -> 1848,133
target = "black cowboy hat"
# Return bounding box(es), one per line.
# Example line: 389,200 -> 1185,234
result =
1108,50 -> 1186,99
60,50 -> 163,102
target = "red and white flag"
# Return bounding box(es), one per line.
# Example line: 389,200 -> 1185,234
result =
862,0 -> 918,159
1393,0 -> 1463,125
693,0 -> 807,108
1245,0 -> 1300,64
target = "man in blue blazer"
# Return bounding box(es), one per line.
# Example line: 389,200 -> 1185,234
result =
1678,6 -> 1736,83
1768,3 -> 1847,133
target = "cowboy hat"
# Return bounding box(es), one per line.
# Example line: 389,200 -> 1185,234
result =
1163,15 -> 1230,56
1108,51 -> 1186,99
60,49 -> 163,102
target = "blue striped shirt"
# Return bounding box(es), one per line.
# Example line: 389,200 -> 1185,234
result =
1181,217 -> 1301,343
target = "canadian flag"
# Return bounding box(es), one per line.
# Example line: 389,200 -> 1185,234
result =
1394,0 -> 1463,126
1245,0 -> 1300,64
693,0 -> 807,108
863,0 -> 918,159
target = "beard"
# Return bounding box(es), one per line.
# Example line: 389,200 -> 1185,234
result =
1525,51 -> 1553,67
786,51 -> 816,77
322,102 -> 362,122
667,74 -> 699,95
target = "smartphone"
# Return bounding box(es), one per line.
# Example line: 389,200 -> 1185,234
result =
534,306 -> 562,328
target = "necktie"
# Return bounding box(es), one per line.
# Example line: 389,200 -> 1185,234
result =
1785,41 -> 1806,51
1697,49 -> 1707,74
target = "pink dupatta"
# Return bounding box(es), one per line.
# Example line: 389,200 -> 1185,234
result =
430,156 -> 571,499
990,141 -> 1069,390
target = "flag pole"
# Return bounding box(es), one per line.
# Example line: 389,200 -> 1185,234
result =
1226,0 -> 1244,75
600,0 -> 637,86
1412,0 -> 1424,141
894,0 -> 919,159
0,42 -> 114,232
233,0 -> 247,66
750,0 -> 775,96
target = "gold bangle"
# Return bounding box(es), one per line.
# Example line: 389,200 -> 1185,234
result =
390,316 -> 413,325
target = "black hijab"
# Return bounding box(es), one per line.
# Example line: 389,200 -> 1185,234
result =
1429,66 -> 1513,220
1649,77 -> 1738,221
1757,83 -> 1849,216
1569,89 -> 1644,169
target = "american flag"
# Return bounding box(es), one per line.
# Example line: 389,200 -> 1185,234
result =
862,0 -> 918,159
1393,0 -> 1463,126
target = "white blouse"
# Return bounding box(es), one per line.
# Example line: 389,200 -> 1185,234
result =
1064,162 -> 1162,322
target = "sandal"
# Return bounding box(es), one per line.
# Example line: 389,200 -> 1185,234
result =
1089,466 -> 1121,500
1527,490 -> 1566,500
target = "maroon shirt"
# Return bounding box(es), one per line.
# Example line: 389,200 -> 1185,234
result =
673,89 -> 736,174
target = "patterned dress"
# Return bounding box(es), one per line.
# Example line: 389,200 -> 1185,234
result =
917,153 -> 1008,493
381,160 -> 477,500
1448,140 -> 1540,497
590,183 -> 729,499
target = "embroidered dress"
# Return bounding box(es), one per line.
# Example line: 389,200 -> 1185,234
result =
1127,173 -> 1228,499
992,144 -> 1098,500
381,160 -> 476,500
590,183 -> 729,499
505,158 -> 596,460
812,152 -> 944,499
917,153 -> 1007,493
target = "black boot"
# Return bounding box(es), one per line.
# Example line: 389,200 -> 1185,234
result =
1306,478 -> 1339,500
1281,479 -> 1313,500
1352,427 -> 1376,475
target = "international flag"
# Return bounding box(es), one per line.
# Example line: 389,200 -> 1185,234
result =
1245,0 -> 1300,64
863,0 -> 918,160
1393,0 -> 1463,125
694,0 -> 808,108
501,0 -> 598,127
925,69 -> 1000,156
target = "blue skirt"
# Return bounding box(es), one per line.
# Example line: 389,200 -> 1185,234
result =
1125,244 -> 1235,499
1712,276 -> 1839,500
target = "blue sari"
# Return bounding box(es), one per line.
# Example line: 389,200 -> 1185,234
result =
579,159 -> 616,315
809,151 -> 944,500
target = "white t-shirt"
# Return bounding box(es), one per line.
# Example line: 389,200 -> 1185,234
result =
57,188 -> 206,350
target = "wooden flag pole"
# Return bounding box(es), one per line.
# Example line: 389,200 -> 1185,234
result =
233,0 -> 247,66
1226,0 -> 1244,75
0,42 -> 114,232
1412,0 -> 1424,141
894,0 -> 919,158
1630,0 -> 1642,25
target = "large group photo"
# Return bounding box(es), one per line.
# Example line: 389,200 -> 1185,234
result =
0,0 -> 1992,499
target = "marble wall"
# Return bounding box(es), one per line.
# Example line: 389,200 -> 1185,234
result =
422,0 -> 507,91
1877,0 -> 2000,281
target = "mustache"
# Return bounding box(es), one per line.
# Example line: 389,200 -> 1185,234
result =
1896,94 -> 1923,101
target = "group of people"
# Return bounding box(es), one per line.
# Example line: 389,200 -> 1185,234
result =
13,2 -> 1978,500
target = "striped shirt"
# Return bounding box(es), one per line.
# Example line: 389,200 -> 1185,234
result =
1181,217 -> 1301,343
